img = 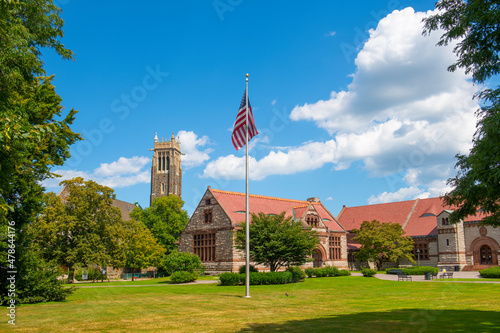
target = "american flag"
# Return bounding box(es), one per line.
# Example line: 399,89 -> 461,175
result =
232,90 -> 258,150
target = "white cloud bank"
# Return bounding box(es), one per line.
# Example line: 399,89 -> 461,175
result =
177,130 -> 213,169
202,7 -> 479,204
43,130 -> 213,191
43,156 -> 151,190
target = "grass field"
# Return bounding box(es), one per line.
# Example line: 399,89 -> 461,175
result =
9,277 -> 500,332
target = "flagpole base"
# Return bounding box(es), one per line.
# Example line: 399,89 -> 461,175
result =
244,295 -> 251,298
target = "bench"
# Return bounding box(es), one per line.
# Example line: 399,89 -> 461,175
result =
387,269 -> 403,275
440,272 -> 453,279
430,272 -> 438,280
397,273 -> 412,281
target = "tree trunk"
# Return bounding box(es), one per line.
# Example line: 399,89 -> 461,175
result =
67,266 -> 75,284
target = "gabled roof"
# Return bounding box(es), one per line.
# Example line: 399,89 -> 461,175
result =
337,199 -> 416,232
57,185 -> 136,221
209,188 -> 345,232
113,199 -> 137,221
337,196 -> 491,237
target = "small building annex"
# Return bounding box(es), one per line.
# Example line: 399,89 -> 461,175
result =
337,197 -> 500,271
178,187 -> 348,273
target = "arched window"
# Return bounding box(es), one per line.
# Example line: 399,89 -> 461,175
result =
158,156 -> 161,171
166,156 -> 170,171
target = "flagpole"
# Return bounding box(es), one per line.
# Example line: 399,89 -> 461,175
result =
244,73 -> 251,298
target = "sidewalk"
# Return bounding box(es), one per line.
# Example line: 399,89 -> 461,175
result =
372,271 -> 500,283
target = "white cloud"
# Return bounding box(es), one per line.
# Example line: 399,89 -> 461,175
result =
325,31 -> 336,37
177,130 -> 213,169
368,186 -> 428,205
94,156 -> 150,177
202,140 -> 336,180
201,7 -> 479,205
43,156 -> 151,191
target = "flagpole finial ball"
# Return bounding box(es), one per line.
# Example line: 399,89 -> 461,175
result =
245,73 -> 249,78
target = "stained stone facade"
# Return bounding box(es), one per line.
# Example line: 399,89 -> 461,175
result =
150,132 -> 182,205
179,187 -> 348,273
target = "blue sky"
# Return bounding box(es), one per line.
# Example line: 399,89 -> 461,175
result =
42,0 -> 480,216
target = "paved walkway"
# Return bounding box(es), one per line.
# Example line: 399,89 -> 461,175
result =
371,271 -> 500,283
74,272 -> 499,288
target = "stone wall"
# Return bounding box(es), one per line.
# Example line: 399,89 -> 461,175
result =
179,189 -> 235,272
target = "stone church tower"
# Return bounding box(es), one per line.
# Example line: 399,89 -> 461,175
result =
150,132 -> 182,205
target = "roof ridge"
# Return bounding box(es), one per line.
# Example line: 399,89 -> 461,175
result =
402,198 -> 420,230
211,189 -> 309,204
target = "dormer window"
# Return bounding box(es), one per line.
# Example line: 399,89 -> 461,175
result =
441,217 -> 449,226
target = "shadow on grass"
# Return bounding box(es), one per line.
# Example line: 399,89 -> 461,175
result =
239,309 -> 500,333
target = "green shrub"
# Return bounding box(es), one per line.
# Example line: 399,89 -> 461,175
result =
286,266 -> 306,282
324,266 -> 339,277
361,268 -> 377,277
159,250 -> 205,276
248,272 -> 262,285
338,269 -> 351,276
219,273 -> 243,286
170,271 -> 198,284
305,268 -> 315,278
314,268 -> 329,277
220,271 -> 293,286
238,265 -> 258,274
402,266 -> 438,275
480,266 -> 500,278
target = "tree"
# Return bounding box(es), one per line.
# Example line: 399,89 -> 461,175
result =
159,250 -> 204,276
29,178 -> 127,283
0,1 -> 80,303
130,195 -> 189,253
235,212 -> 320,272
353,220 -> 414,271
423,0 -> 500,225
122,219 -> 166,281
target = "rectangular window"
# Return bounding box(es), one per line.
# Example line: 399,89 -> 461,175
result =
446,239 -> 450,246
204,210 -> 213,223
329,235 -> 341,260
205,199 -> 211,205
193,233 -> 216,262
413,242 -> 429,261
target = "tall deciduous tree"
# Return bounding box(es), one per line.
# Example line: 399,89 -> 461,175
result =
29,178 -> 127,282
0,0 -> 80,303
122,219 -> 166,281
235,212 -> 320,272
423,0 -> 500,225
353,220 -> 414,271
130,195 -> 189,253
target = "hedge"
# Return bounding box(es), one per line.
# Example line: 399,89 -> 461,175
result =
361,268 -> 377,277
170,271 -> 198,284
286,266 -> 306,282
304,266 -> 342,278
401,266 -> 438,275
479,266 -> 500,278
219,272 -> 293,286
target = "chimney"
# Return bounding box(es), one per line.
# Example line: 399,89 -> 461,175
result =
307,197 -> 320,203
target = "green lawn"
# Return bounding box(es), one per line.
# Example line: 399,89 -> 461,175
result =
10,277 -> 500,332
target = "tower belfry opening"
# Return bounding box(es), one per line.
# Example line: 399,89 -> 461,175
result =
150,132 -> 182,205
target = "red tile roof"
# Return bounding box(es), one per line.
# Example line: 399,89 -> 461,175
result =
337,199 -> 416,232
210,189 -> 345,231
337,197 -> 491,237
